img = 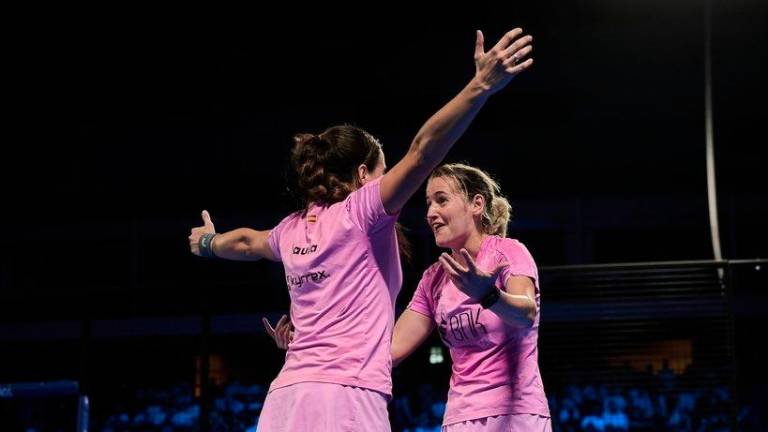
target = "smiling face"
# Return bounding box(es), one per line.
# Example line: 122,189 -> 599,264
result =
425,176 -> 485,250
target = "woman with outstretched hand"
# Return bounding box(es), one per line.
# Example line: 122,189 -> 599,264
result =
269,163 -> 551,431
191,28 -> 533,432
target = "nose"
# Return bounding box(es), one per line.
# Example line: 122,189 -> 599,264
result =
426,203 -> 438,223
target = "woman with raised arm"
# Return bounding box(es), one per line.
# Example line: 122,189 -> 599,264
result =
270,163 -> 551,431
191,29 -> 533,432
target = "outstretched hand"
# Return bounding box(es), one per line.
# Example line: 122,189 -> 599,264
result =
439,249 -> 507,301
473,28 -> 534,94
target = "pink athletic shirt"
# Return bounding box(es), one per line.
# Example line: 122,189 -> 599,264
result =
408,235 -> 550,425
267,177 -> 402,397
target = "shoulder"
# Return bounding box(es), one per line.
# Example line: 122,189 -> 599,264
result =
275,210 -> 304,228
488,236 -> 532,261
419,260 -> 445,287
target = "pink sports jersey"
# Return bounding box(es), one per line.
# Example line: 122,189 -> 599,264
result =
267,177 -> 402,397
408,235 -> 550,426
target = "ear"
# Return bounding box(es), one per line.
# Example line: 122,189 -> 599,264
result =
357,163 -> 369,185
471,194 -> 485,216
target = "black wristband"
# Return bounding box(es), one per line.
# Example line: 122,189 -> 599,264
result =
479,288 -> 501,309
199,233 -> 218,258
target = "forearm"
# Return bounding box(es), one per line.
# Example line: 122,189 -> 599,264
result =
391,335 -> 424,368
391,309 -> 434,367
487,291 -> 536,328
381,79 -> 496,213
408,27 -> 532,169
211,228 -> 272,261
408,78 -> 492,168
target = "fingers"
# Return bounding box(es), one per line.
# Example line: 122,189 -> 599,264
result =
277,323 -> 289,340
505,58 -> 534,75
503,44 -> 533,68
262,317 -> 276,338
474,30 -> 485,60
439,253 -> 469,280
439,255 -> 460,279
492,28 -> 523,52
491,261 -> 508,278
444,252 -> 469,273
493,32 -> 532,77
275,315 -> 293,348
188,226 -> 203,241
500,34 -> 532,60
459,249 -> 478,273
276,314 -> 288,329
189,229 -> 201,255
263,315 -> 293,349
276,323 -> 292,349
201,210 -> 215,231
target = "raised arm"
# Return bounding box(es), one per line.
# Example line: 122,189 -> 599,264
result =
380,28 -> 533,214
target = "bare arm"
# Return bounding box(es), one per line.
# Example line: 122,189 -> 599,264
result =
188,210 -> 277,261
439,249 -> 537,328
488,275 -> 537,328
380,29 -> 534,214
392,309 -> 435,367
210,228 -> 275,261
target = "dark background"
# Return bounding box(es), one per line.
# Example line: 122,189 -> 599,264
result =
3,1 -> 765,318
1,0 -> 766,429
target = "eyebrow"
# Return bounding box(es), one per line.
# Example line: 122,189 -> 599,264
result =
426,191 -> 449,200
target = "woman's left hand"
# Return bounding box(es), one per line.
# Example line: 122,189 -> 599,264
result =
262,315 -> 294,350
439,249 -> 507,301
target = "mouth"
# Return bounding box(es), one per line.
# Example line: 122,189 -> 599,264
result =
432,222 -> 446,233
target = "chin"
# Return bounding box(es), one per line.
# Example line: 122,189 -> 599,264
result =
434,235 -> 458,250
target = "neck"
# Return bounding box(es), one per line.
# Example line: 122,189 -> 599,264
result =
451,231 -> 487,265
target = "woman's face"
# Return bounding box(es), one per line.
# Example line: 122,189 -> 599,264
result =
425,176 -> 482,249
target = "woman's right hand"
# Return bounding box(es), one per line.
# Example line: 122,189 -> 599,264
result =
262,314 -> 294,350
380,28 -> 534,215
473,28 -> 534,95
188,210 -> 216,256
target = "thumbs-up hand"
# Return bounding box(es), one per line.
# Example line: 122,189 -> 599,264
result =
189,210 -> 217,256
